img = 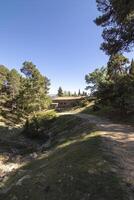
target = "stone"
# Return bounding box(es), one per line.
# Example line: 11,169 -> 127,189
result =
16,175 -> 31,186
30,152 -> 38,159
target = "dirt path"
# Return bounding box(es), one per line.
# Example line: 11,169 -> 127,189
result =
1,112 -> 134,198
60,112 -> 134,194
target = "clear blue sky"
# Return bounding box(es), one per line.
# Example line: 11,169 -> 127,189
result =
0,0 -> 133,94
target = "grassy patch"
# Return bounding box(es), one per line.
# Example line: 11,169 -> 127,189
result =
81,104 -> 112,116
22,110 -> 57,139
82,104 -> 134,125
1,115 -> 129,200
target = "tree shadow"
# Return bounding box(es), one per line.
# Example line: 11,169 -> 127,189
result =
0,133 -> 129,200
78,110 -> 134,196
0,114 -> 133,199
0,125 -> 40,165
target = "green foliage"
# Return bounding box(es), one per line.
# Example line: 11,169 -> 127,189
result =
57,86 -> 63,97
0,66 -> 9,112
107,54 -> 129,79
129,59 -> 134,76
44,76 -> 51,94
95,0 -> 134,55
18,61 -> 51,113
73,91 -> 77,97
6,69 -> 21,112
0,65 -> 9,90
0,61 -> 51,121
86,55 -> 134,116
85,67 -> 107,93
23,110 -> 56,139
7,69 -> 21,98
79,99 -> 89,107
78,89 -> 81,96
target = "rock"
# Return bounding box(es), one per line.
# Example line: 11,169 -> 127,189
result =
30,152 -> 38,159
16,175 -> 31,186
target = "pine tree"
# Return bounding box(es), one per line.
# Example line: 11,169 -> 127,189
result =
68,91 -> 71,96
0,65 -> 9,111
107,54 -> 129,79
19,61 -> 51,113
95,0 -> 134,55
44,76 -> 50,95
5,69 -> 21,110
130,59 -> 134,76
58,87 -> 63,97
7,69 -> 21,99
78,89 -> 81,96
82,91 -> 85,96
63,91 -> 67,96
0,65 -> 9,90
73,92 -> 77,97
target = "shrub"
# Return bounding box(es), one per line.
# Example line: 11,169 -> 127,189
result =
80,99 -> 89,107
22,110 -> 57,140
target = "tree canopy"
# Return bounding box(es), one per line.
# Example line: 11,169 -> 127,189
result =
95,0 -> 134,55
0,62 -> 51,118
57,87 -> 63,97
85,55 -> 134,115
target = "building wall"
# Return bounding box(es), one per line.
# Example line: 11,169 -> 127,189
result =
53,99 -> 80,108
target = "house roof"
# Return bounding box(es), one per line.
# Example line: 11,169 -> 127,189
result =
52,96 -> 85,101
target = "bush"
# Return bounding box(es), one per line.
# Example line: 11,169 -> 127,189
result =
80,99 -> 89,107
22,110 -> 57,140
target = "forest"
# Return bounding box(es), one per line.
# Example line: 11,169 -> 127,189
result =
85,55 -> 134,118
0,61 -> 51,122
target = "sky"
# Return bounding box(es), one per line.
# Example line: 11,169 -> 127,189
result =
0,0 -> 133,94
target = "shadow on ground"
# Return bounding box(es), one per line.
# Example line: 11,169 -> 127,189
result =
0,114 -> 133,200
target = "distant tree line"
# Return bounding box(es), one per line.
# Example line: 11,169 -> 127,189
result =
0,61 -> 51,118
57,87 -> 87,97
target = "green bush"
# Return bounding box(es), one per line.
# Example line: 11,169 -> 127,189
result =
80,99 -> 89,107
22,110 -> 57,140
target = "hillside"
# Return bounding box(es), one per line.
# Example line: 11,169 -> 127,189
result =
0,112 -> 132,200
